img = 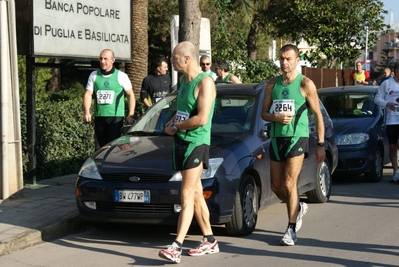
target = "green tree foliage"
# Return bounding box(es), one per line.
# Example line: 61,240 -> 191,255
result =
18,56 -> 53,102
147,0 -> 179,72
266,0 -> 388,68
211,0 -> 279,82
377,46 -> 394,70
20,100 -> 95,180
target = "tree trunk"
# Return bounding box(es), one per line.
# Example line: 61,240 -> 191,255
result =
178,0 -> 201,56
246,13 -> 260,60
46,58 -> 61,92
125,0 -> 149,97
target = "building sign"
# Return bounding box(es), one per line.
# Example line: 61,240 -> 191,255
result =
32,0 -> 131,61
361,60 -> 370,72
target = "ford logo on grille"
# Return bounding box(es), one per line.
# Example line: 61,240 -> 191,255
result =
128,176 -> 140,182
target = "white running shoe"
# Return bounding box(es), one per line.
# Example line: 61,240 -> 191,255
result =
159,242 -> 182,263
280,227 -> 297,246
188,238 -> 219,256
391,171 -> 399,183
295,202 -> 308,232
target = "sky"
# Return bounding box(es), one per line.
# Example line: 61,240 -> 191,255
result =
382,0 -> 399,26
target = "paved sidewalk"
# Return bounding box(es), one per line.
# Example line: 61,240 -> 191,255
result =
0,174 -> 87,256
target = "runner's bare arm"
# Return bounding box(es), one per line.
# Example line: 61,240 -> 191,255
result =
301,77 -> 325,163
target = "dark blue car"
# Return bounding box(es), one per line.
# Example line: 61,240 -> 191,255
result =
318,86 -> 389,182
75,82 -> 338,236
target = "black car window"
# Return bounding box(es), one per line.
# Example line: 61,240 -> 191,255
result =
129,94 -> 256,136
212,95 -> 256,135
129,95 -> 177,135
320,93 -> 375,118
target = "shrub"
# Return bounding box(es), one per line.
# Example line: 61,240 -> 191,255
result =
21,100 -> 95,181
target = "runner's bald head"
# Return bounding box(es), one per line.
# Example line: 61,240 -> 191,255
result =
174,41 -> 198,63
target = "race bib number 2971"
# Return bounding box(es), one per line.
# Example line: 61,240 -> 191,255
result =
272,99 -> 295,115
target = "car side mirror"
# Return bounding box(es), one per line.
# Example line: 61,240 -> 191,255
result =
260,123 -> 270,140
121,125 -> 131,135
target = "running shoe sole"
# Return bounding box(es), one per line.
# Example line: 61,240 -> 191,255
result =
188,248 -> 219,256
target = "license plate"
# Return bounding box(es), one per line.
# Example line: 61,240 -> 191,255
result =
114,190 -> 150,203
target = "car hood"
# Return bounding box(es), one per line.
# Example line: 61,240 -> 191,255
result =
332,117 -> 373,136
93,135 -> 248,174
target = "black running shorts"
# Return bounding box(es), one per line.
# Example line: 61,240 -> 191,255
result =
173,135 -> 209,171
269,137 -> 309,161
386,124 -> 399,145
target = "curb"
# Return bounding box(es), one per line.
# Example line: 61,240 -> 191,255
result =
0,213 -> 87,256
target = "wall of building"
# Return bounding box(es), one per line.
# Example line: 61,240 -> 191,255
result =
371,25 -> 399,69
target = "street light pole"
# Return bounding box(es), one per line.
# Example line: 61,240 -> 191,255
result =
365,26 -> 369,61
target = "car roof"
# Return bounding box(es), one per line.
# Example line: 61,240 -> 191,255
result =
168,81 -> 267,96
317,86 -> 379,94
215,82 -> 266,96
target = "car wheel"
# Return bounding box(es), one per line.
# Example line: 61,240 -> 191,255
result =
306,158 -> 331,203
225,174 -> 258,236
364,146 -> 383,183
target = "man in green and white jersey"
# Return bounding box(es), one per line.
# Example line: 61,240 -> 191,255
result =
83,49 -> 135,149
261,44 -> 325,246
158,41 -> 219,263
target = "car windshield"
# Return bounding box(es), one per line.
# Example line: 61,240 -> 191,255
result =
319,93 -> 376,118
128,93 -> 256,136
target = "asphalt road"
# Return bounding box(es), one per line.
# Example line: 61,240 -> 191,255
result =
1,170 -> 398,267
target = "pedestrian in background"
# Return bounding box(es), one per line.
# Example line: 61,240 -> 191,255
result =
375,66 -> 392,85
140,57 -> 171,109
199,55 -> 217,81
374,62 -> 399,183
351,61 -> 370,85
261,44 -> 325,246
214,59 -> 242,84
83,49 -> 135,149
158,41 -> 219,263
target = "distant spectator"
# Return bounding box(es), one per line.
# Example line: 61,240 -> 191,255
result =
140,57 -> 171,108
214,60 -> 242,84
375,67 -> 392,85
351,61 -> 370,85
199,55 -> 217,81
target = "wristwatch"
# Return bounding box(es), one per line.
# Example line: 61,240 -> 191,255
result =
170,123 -> 178,132
317,142 -> 325,147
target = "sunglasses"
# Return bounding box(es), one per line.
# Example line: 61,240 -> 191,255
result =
200,63 -> 211,66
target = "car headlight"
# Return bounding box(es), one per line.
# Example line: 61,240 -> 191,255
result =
338,133 -> 369,145
169,158 -> 224,182
78,158 -> 102,180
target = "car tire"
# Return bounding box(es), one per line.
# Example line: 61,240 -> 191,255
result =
225,174 -> 258,236
364,146 -> 383,183
306,158 -> 332,203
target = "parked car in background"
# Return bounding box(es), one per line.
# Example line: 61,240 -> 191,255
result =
318,86 -> 389,182
76,82 -> 338,236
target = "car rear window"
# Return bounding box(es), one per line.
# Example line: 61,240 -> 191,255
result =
320,93 -> 376,118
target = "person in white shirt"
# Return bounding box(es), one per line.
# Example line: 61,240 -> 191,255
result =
374,62 -> 399,182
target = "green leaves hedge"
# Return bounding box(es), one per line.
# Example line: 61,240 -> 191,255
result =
20,98 -> 145,181
21,100 -> 95,181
